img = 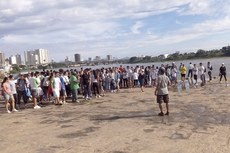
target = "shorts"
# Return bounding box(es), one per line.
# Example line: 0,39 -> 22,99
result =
157,94 -> 169,103
181,74 -> 186,77
194,75 -> 198,80
171,76 -> 177,81
31,89 -> 38,97
38,87 -> 44,96
60,89 -> 67,97
3,93 -> 14,101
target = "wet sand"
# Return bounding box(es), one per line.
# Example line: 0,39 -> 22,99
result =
0,79 -> 230,153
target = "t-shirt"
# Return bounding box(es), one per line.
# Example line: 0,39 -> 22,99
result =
189,64 -> 194,70
70,75 -> 79,90
127,69 -> 133,78
3,82 -> 11,95
171,67 -> 177,77
157,75 -> 170,95
63,75 -> 70,85
198,66 -> 205,75
17,79 -> 27,91
181,66 -> 187,75
52,77 -> 61,90
59,76 -> 66,90
82,73 -> 90,85
133,72 -> 138,80
29,77 -> 39,90
193,67 -> 198,75
9,80 -> 17,94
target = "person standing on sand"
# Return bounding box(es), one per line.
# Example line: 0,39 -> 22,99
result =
198,63 -> 206,86
181,64 -> 187,81
193,64 -> 198,85
187,62 -> 194,78
2,77 -> 18,113
171,62 -> 177,85
219,63 -> 227,84
51,71 -> 62,105
138,69 -> 145,92
207,62 -> 213,81
70,72 -> 80,102
155,67 -> 171,116
29,72 -> 41,109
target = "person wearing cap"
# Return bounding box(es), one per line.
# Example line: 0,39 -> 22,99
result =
155,67 -> 171,116
219,63 -> 227,83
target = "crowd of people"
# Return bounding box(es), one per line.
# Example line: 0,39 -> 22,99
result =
1,61 -> 227,114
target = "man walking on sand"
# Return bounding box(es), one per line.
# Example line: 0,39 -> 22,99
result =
155,67 -> 171,116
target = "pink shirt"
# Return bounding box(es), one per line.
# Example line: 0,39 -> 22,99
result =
3,82 -> 11,95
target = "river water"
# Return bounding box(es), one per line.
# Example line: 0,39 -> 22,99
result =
66,57 -> 230,77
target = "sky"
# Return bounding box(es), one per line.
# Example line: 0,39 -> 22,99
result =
1,0 -> 230,62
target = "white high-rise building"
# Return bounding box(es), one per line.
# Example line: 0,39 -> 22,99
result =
25,49 -> 49,65
9,54 -> 22,65
35,49 -> 49,64
9,56 -> 17,65
0,52 -> 5,66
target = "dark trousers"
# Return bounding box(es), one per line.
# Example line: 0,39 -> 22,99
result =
92,82 -> 100,96
71,89 -> 78,102
208,71 -> 212,81
123,78 -> 128,88
17,90 -> 28,104
187,69 -> 193,78
220,74 -> 227,82
83,84 -> 91,98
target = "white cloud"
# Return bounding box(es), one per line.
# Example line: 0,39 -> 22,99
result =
131,21 -> 144,34
1,0 -> 230,60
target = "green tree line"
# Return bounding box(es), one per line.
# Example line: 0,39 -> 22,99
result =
129,46 -> 230,63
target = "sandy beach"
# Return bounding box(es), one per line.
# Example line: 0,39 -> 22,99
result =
0,78 -> 230,153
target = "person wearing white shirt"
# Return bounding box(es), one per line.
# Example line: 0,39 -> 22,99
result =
150,66 -> 158,87
193,64 -> 198,84
198,63 -> 206,86
188,62 -> 194,78
52,72 -> 62,105
133,69 -> 139,87
171,63 -> 178,85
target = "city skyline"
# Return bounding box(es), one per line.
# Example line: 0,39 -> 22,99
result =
1,0 -> 230,61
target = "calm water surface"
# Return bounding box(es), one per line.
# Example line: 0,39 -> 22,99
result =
72,57 -> 230,77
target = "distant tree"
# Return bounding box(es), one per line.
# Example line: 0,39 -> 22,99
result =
195,49 -> 207,57
222,46 -> 230,56
129,56 -> 139,63
143,56 -> 151,61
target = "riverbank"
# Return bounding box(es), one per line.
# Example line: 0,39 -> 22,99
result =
0,78 -> 230,153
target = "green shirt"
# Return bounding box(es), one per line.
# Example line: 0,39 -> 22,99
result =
70,75 -> 79,90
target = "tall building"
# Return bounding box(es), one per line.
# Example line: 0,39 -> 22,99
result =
74,54 -> 81,63
0,52 -> 5,66
107,55 -> 112,61
9,54 -> 22,65
9,56 -> 17,65
25,49 -> 49,65
94,56 -> 101,61
35,49 -> 49,64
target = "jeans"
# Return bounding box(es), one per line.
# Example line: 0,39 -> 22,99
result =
83,84 -> 91,98
17,90 -> 28,104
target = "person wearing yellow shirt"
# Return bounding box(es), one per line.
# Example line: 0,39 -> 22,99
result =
181,64 -> 187,81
